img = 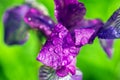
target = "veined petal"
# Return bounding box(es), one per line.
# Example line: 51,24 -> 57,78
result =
3,5 -> 30,45
39,65 -> 56,80
98,8 -> 120,39
24,8 -> 55,37
37,24 -> 80,70
54,0 -> 86,29
99,39 -> 114,58
39,65 -> 82,80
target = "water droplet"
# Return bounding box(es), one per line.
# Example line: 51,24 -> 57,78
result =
52,40 -> 57,45
54,47 -> 61,54
59,32 -> 63,38
28,17 -> 31,21
54,48 -> 58,53
81,37 -> 88,45
62,60 -> 68,66
48,20 -> 52,24
63,48 -> 69,54
48,47 -> 53,52
69,47 -> 76,53
52,38 -> 61,45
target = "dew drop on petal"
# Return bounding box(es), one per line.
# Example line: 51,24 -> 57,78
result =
48,47 -> 53,52
81,37 -> 88,45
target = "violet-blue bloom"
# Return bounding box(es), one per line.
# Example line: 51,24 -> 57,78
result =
37,0 -> 104,77
3,0 -> 120,79
3,5 -> 30,45
22,0 -> 119,78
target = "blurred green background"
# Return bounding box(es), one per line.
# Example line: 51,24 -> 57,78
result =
0,0 -> 120,80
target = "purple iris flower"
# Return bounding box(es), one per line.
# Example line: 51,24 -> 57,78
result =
35,0 -> 120,78
34,0 -> 104,78
3,0 -> 120,79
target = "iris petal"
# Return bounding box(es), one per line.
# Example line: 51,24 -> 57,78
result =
37,24 -> 80,71
24,8 -> 55,37
3,5 -> 30,45
72,19 -> 103,47
54,0 -> 86,29
99,39 -> 114,58
74,28 -> 95,47
98,8 -> 120,39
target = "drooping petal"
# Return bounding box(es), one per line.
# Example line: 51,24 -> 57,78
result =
37,24 -> 80,72
72,19 -> 103,47
24,8 -> 55,37
99,39 -> 114,58
54,0 -> 86,29
3,5 -> 30,45
98,8 -> 120,39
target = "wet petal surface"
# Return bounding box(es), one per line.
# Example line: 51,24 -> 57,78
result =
24,8 -> 55,37
37,24 -> 80,71
72,19 -> 103,46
